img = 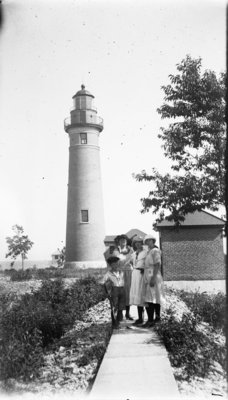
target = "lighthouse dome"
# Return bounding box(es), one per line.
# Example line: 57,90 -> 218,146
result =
73,84 -> 94,99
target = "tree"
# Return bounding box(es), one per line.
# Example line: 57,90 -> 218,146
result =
6,225 -> 34,270
134,55 -> 226,227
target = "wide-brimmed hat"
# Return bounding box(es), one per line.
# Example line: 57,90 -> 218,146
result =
107,256 -> 120,265
132,235 -> 144,243
143,234 -> 156,244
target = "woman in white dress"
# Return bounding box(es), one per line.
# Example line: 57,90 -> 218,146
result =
129,236 -> 147,325
113,234 -> 134,320
141,234 -> 165,328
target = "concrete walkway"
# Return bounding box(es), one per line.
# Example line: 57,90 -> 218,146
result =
89,306 -> 180,400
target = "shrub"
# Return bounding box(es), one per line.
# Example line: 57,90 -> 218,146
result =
6,266 -> 107,281
154,307 -> 226,380
0,328 -> 43,381
10,268 -> 35,281
0,294 -> 44,381
0,276 -> 106,382
35,267 -> 65,280
178,290 -> 226,333
3,268 -> 17,277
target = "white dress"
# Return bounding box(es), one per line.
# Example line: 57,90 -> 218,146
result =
129,249 -> 147,306
143,247 -> 165,305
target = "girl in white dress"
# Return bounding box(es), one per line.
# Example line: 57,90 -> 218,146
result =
129,236 -> 147,325
141,234 -> 165,328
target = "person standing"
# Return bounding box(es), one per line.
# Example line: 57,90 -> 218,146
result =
113,234 -> 134,320
129,236 -> 147,325
141,234 -> 165,328
102,256 -> 126,329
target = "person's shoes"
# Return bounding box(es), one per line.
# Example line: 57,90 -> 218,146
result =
145,318 -> 161,328
125,315 -> 134,321
140,321 -> 154,328
132,319 -> 143,326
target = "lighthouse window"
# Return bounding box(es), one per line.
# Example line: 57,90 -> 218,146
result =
80,133 -> 87,144
81,209 -> 89,223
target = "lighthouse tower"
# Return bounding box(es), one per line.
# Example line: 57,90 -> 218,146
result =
64,85 -> 106,268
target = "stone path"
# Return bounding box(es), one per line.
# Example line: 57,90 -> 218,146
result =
89,306 -> 180,400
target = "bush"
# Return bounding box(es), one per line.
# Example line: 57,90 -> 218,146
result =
0,276 -> 106,382
9,269 -> 35,281
3,268 -> 17,277
35,267 -> 65,280
0,328 -> 43,381
154,307 -> 226,380
178,290 -> 226,333
5,266 -> 107,281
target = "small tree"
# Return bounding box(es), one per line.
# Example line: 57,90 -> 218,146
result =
6,225 -> 34,270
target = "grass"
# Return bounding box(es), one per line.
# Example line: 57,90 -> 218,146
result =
2,266 -> 107,282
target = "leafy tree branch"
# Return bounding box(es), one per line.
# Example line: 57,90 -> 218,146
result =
134,55 -> 226,226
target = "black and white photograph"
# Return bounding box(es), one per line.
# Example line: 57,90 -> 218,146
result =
0,0 -> 226,399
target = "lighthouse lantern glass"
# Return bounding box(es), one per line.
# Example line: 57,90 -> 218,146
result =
75,96 -> 93,111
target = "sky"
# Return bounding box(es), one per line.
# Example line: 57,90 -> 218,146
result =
0,0 -> 226,261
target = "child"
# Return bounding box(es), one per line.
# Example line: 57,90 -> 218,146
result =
102,256 -> 126,329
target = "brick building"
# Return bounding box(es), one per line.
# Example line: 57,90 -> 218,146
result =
156,210 -> 225,281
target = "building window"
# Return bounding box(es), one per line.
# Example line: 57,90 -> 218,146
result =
81,209 -> 89,223
80,132 -> 87,144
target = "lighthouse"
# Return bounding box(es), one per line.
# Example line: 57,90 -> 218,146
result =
64,85 -> 106,268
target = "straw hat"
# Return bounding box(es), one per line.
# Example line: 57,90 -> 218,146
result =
143,234 -> 156,244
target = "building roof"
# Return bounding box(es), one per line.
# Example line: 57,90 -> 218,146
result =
104,228 -> 147,243
104,235 -> 116,243
125,228 -> 147,239
156,210 -> 225,229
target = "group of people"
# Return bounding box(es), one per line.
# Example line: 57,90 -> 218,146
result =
102,233 -> 165,329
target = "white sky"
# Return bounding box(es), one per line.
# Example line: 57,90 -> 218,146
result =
0,0 -> 226,261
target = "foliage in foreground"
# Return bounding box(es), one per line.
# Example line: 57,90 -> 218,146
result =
0,277 -> 106,382
154,308 -> 226,381
177,289 -> 226,334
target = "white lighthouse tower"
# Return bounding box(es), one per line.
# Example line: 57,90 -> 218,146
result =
64,85 -> 106,268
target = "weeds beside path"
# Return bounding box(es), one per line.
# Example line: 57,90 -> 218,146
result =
1,300 -> 111,397
154,287 -> 227,397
